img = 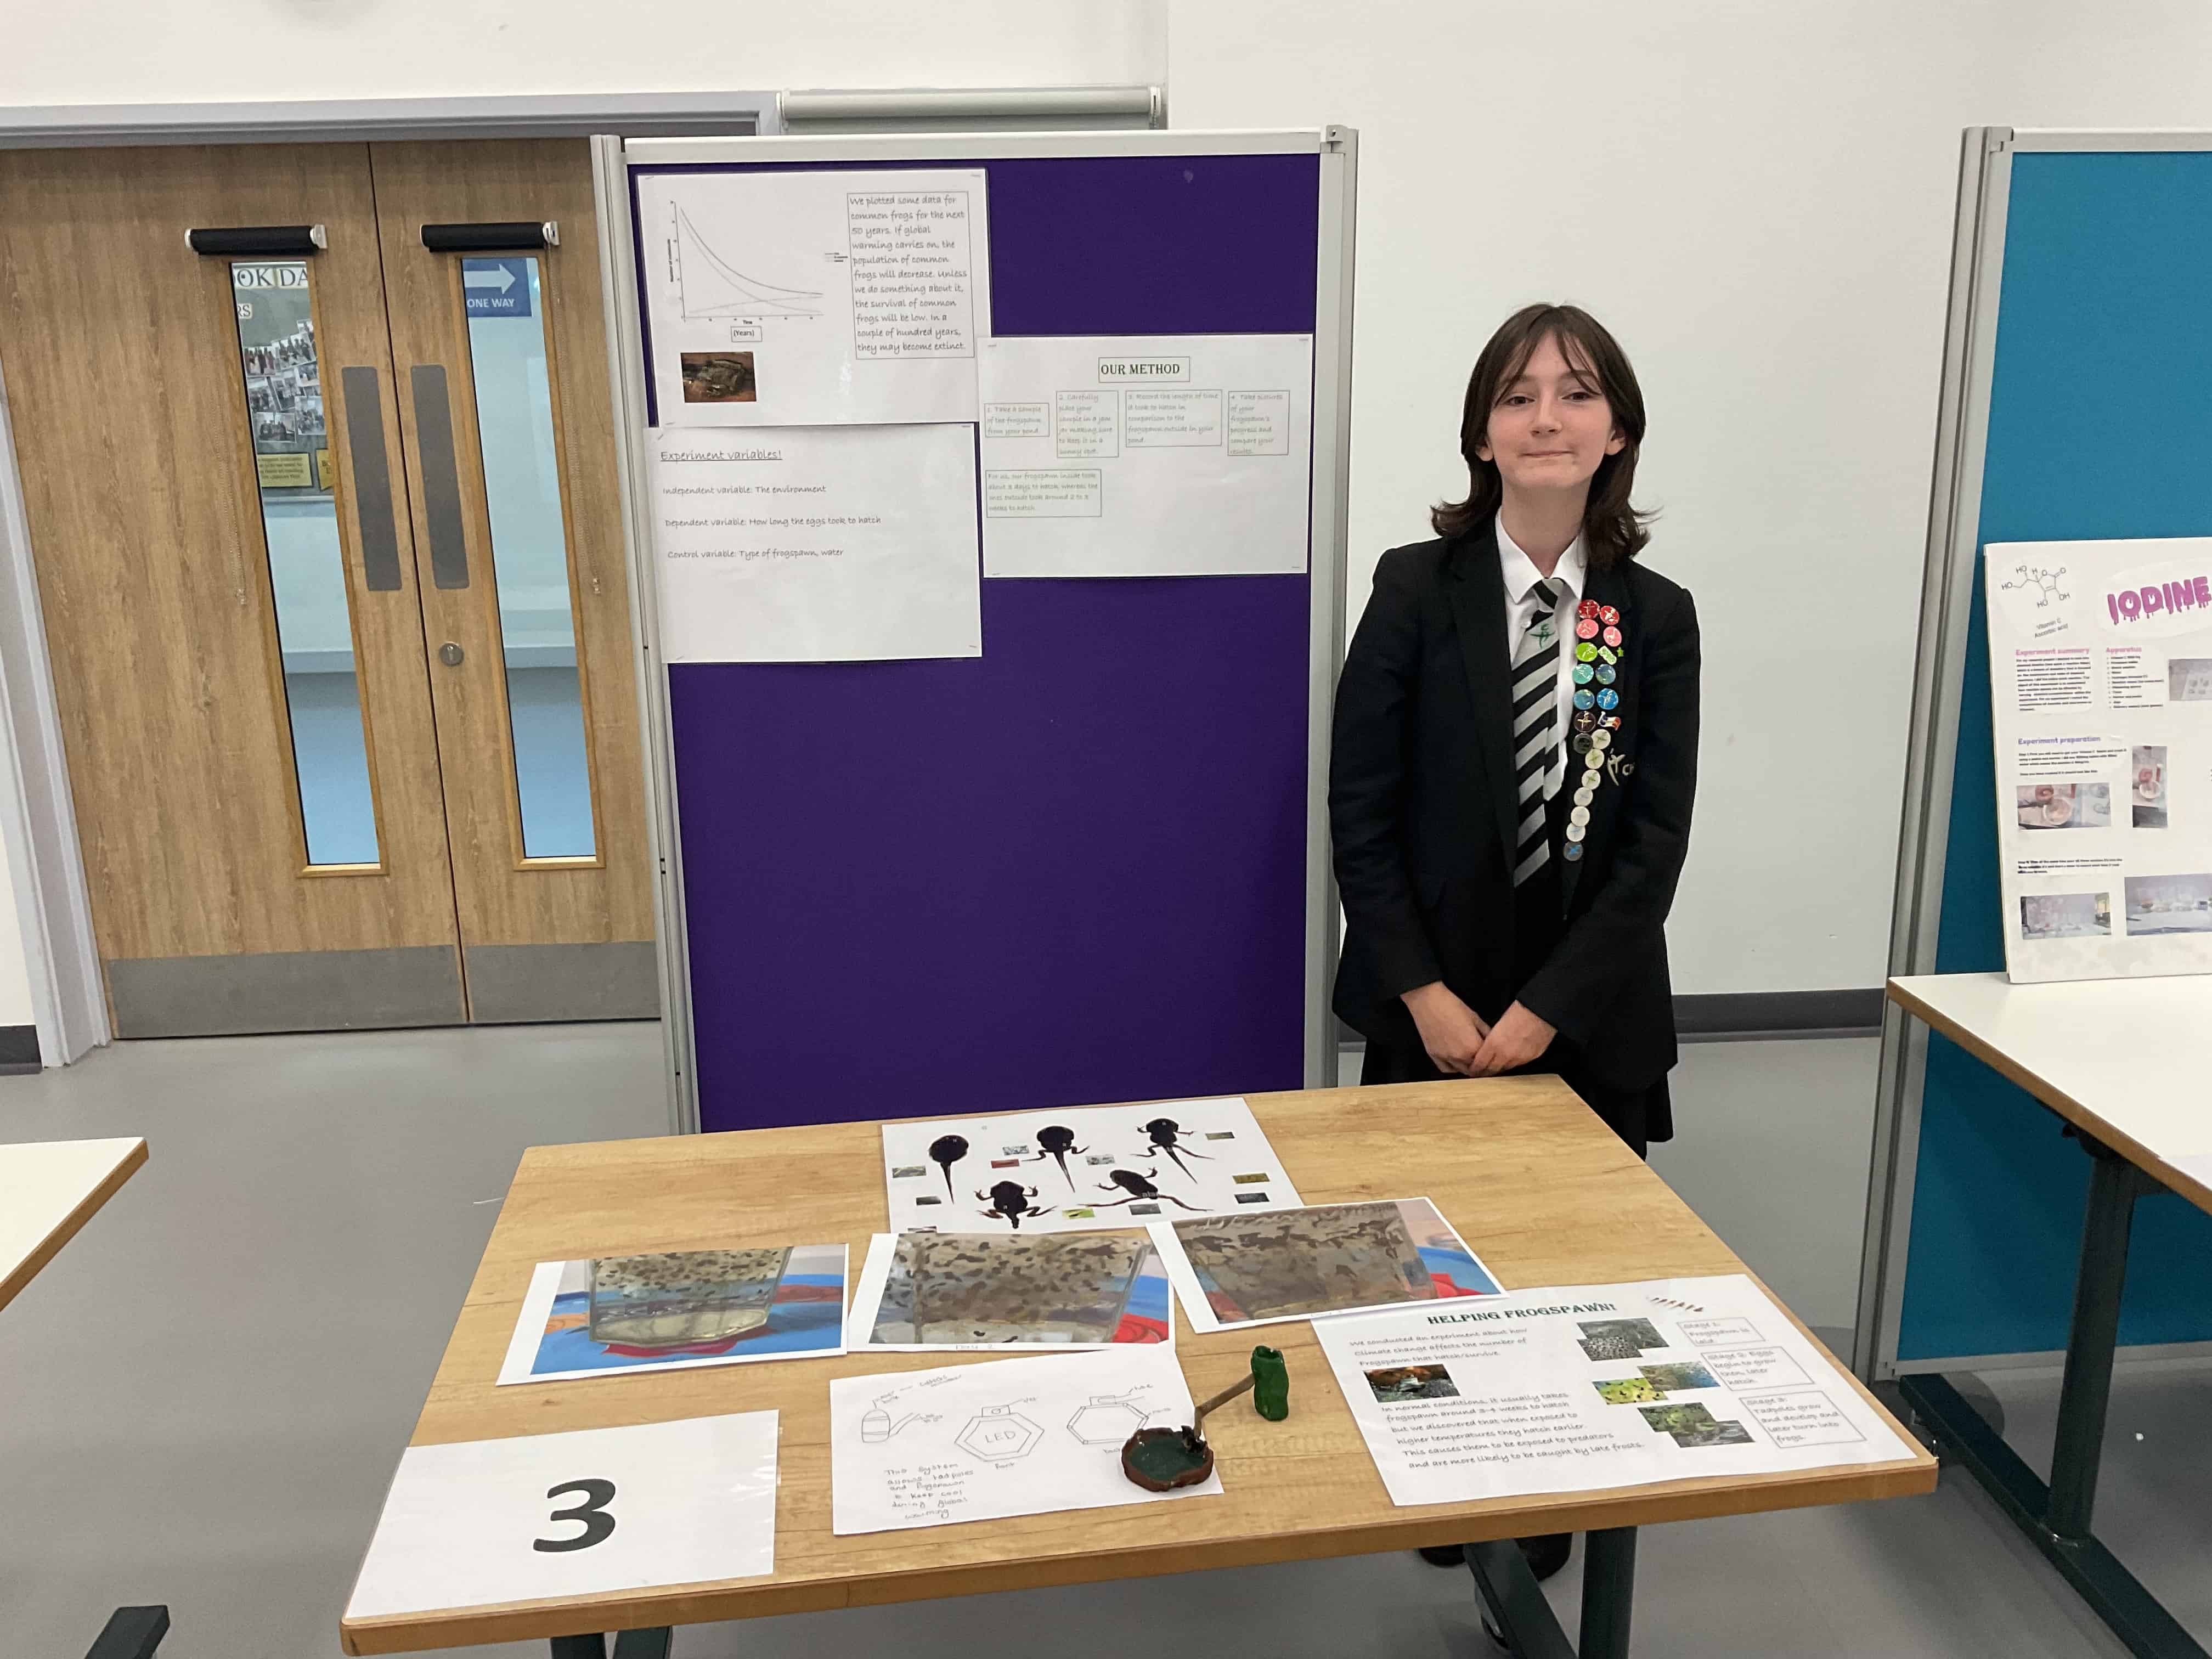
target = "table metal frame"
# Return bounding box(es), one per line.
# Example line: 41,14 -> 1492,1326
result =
1897,1126 -> 2205,1659
541,1531 -> 1642,1659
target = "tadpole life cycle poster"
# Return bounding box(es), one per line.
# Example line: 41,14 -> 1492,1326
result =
1987,538 -> 2212,981
879,1097 -> 1301,1235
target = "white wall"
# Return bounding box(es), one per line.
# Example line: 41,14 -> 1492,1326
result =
0,2 -> 1166,105
1172,0 -> 2212,992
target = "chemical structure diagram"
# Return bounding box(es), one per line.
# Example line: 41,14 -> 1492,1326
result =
1999,563 -> 2070,607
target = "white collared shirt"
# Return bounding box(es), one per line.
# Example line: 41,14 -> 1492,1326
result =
1496,511 -> 1588,800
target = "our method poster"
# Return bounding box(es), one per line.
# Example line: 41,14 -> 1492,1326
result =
634,167 -> 988,427
978,334 -> 1314,577
1987,538 -> 2212,981
1314,1275 -> 1915,1506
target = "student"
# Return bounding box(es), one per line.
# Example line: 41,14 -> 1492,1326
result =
1328,304 -> 1700,1577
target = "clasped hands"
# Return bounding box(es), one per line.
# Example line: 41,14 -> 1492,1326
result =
1401,981 -> 1555,1077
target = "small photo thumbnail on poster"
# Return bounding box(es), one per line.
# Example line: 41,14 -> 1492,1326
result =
2133,746 -> 2169,830
1365,1363 -> 1460,1403
681,351 -> 757,403
2020,891 -> 2111,941
1594,1361 -> 1721,1406
2169,658 -> 2212,702
1638,1402 -> 1756,1448
1576,1317 -> 1668,1362
2016,781 -> 2111,831
2123,872 -> 2212,936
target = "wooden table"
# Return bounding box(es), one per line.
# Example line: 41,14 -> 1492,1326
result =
0,1136 -> 146,1314
340,1079 -> 1934,1657
1889,973 -> 2212,1659
1,1136 -> 168,1659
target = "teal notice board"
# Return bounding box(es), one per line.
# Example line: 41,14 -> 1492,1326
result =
1893,144 -> 2212,1365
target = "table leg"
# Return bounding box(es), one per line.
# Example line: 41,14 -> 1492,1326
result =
1466,1538 -> 1600,1659
1578,1528 -> 1637,1659
83,1605 -> 169,1658
2047,1138 -> 2154,1538
1894,1130 -> 2204,1659
548,1631 -> 672,1658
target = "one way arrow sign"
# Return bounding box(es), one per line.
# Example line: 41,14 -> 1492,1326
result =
461,257 -> 533,318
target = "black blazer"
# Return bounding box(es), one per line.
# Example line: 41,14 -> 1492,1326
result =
1329,525 -> 1700,1091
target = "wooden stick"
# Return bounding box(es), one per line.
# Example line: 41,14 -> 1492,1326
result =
1192,1372 -> 1257,1428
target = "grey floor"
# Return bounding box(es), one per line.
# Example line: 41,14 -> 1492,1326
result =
0,1025 -> 2197,1658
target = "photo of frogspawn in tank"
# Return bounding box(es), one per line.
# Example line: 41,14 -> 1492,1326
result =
1576,1317 -> 1668,1362
1165,1197 -> 1497,1325
864,1231 -> 1171,1347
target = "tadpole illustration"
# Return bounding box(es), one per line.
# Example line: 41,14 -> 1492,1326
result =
928,1134 -> 970,1200
1137,1117 -> 1215,1182
1094,1168 -> 1203,1212
977,1180 -> 1054,1229
1028,1124 -> 1087,1190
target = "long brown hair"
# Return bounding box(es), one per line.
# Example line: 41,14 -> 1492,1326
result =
1431,303 -> 1652,569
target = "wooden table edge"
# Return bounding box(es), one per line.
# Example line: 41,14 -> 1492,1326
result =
338,1448 -> 1935,1654
0,1137 -> 148,1316
1886,977 -> 2212,1216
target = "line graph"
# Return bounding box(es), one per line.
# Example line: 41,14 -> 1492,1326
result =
670,206 -> 825,321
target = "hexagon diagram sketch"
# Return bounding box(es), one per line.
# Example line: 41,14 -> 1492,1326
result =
1065,1394 -> 1152,1446
672,206 -> 825,320
1999,563 -> 2070,607
954,1405 -> 1043,1463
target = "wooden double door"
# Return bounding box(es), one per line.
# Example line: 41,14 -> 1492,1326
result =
0,140 -> 655,1035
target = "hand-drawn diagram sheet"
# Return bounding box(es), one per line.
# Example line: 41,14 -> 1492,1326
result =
830,1346 -> 1219,1534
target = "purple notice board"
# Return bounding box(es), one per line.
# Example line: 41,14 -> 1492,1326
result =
632,147 -> 1333,1134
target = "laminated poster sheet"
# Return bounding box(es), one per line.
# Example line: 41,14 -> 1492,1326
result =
1987,538 -> 2212,981
830,1345 -> 1220,1535
1314,1274 -> 1914,1506
634,167 -> 988,427
1149,1197 -> 1500,1333
845,1230 -> 1173,1352
498,1245 -> 846,1385
880,1097 -> 1301,1236
979,333 -> 1314,577
651,423 -> 980,663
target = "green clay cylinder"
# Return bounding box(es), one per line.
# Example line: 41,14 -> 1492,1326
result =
1251,1344 -> 1289,1421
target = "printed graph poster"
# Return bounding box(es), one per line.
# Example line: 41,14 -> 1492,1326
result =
880,1097 -> 1301,1236
1987,538 -> 2212,981
633,167 -> 988,427
1314,1274 -> 1915,1506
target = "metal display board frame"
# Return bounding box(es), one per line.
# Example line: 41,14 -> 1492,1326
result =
1857,126 -> 2212,1384
592,128 -> 1357,1136
1856,124 -> 2212,1659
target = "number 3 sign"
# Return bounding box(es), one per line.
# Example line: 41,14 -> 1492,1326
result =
347,1413 -> 777,1622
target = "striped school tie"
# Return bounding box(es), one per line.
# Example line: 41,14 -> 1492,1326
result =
1511,578 -> 1565,887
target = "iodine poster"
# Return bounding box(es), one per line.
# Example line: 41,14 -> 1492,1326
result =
1987,537 -> 2212,981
